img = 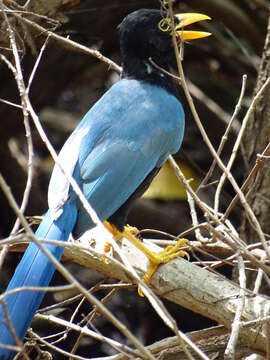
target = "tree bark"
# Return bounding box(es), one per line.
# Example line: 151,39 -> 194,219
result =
240,13 -> 270,289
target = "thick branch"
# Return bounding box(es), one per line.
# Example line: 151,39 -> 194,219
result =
7,237 -> 268,355
114,326 -> 254,360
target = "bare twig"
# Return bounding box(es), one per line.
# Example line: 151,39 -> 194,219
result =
149,57 -> 240,133
26,34 -> 50,92
186,79 -> 241,133
198,74 -> 247,192
70,282 -> 124,357
0,0 -> 34,275
253,250 -> 267,294
223,141 -> 270,220
3,5 -> 121,74
0,97 -> 22,108
186,187 -> 210,243
224,254 -> 246,359
29,329 -> 118,360
34,314 -> 144,358
214,76 -> 269,214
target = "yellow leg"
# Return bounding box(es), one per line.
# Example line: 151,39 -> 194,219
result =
104,221 -> 189,295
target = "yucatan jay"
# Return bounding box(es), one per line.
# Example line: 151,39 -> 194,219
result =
0,9 -> 210,358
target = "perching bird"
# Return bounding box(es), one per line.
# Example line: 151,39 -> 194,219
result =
0,9 -> 210,358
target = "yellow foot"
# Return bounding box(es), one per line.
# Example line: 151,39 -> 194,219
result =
103,221 -> 140,251
141,238 -> 189,281
102,221 -> 119,263
103,221 -> 189,296
102,221 -> 133,262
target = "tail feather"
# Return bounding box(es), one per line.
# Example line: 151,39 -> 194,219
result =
0,204 -> 77,359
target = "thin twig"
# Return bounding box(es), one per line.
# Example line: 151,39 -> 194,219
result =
0,97 -> 22,108
0,8 -> 60,25
0,284 -> 76,300
70,286 -> 119,358
214,76 -> 269,214
224,253 -> 246,359
149,57 -> 240,133
29,329 -> 110,360
186,187 -> 209,243
4,5 -> 121,74
198,74 -> 247,192
34,314 -> 141,358
206,223 -> 270,276
253,250 -> 267,294
26,35 -> 50,92
166,5 -> 210,360
0,1 -> 34,277
223,141 -> 270,220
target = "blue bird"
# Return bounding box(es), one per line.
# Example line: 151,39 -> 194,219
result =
0,9 -> 210,358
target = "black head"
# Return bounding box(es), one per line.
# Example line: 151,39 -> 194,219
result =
119,9 -> 174,67
118,9 -> 211,95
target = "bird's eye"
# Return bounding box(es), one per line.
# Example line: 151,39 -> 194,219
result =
158,18 -> 170,32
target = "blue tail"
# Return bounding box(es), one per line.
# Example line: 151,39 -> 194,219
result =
0,204 -> 77,359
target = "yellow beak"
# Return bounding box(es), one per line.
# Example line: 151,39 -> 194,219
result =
174,13 -> 211,41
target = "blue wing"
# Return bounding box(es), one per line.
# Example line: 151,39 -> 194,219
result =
57,79 -> 185,235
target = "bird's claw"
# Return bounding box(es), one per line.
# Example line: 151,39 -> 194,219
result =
103,221 -> 189,296
138,238 -> 189,296
158,238 -> 190,262
102,223 -> 141,254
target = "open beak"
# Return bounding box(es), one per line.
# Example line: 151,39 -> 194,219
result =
174,13 -> 211,41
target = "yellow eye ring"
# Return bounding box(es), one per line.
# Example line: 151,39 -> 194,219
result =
158,18 -> 170,32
